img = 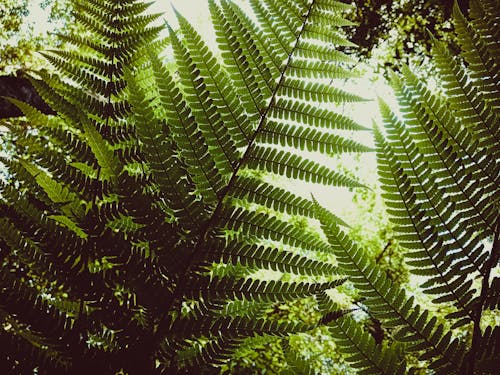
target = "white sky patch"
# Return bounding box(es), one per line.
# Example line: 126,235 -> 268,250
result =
23,1 -> 53,36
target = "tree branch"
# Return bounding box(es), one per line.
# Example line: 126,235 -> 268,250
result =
466,217 -> 500,374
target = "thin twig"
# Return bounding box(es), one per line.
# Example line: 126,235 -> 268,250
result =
375,240 -> 392,263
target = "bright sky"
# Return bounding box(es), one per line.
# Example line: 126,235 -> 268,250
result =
23,0 -> 397,219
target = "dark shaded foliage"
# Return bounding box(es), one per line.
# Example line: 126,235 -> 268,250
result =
0,76 -> 55,118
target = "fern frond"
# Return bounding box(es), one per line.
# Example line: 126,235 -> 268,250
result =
230,175 -> 348,226
315,202 -> 467,373
374,123 -> 479,325
220,206 -> 332,253
2,0 -> 369,371
207,238 -> 338,276
219,0 -> 277,94
430,37 -> 500,147
315,291 -> 400,375
474,325 -> 500,373
214,298 -> 270,319
389,72 -> 498,235
484,277 -> 500,310
185,276 -> 344,304
247,146 -> 364,187
210,1 -> 264,124
330,314 -> 405,374
149,54 -> 224,205
452,2 -> 500,106
171,315 -> 313,340
0,269 -> 76,373
168,333 -> 242,371
257,121 -> 372,154
272,98 -> 369,130
168,23 -> 239,176
373,3 -> 500,372
127,67 -> 206,229
399,65 -> 498,188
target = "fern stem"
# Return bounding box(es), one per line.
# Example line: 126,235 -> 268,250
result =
154,0 -> 318,346
466,217 -> 500,374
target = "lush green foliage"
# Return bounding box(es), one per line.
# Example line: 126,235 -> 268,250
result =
0,0 -> 73,74
1,0 -> 498,374
0,0 -> 370,373
346,0 -> 461,71
315,0 -> 499,373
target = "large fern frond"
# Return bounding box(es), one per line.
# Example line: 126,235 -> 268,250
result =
1,0 -> 369,372
372,1 -> 499,373
315,202 -> 467,374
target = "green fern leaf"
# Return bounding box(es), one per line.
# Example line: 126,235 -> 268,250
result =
247,146 -> 364,187
148,54 -> 225,205
207,237 -> 338,276
315,201 -> 467,373
168,22 -> 239,176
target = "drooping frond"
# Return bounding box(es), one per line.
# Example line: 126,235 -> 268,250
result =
372,1 -> 499,373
